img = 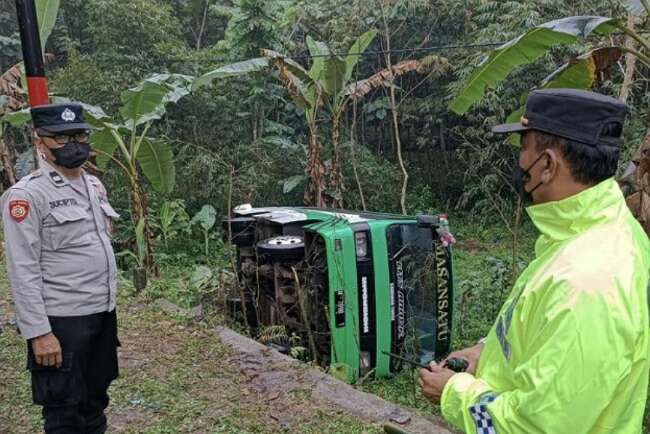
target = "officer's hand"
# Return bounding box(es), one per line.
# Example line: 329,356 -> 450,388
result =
418,362 -> 455,404
31,332 -> 62,368
443,342 -> 484,375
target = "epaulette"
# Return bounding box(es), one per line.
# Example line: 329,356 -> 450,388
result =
12,168 -> 43,188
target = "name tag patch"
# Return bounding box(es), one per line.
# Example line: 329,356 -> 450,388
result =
49,198 -> 79,209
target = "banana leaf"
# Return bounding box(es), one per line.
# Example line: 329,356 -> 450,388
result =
91,128 -> 119,169
136,138 -> 175,193
450,16 -> 619,114
1,108 -> 31,126
192,58 -> 269,91
505,47 -> 622,146
119,74 -> 192,128
36,0 -> 60,50
343,30 -> 377,86
306,36 -> 330,82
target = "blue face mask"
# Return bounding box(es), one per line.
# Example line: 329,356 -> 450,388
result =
512,152 -> 547,204
51,142 -> 90,169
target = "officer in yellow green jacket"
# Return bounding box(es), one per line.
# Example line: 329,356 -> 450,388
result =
419,89 -> 650,434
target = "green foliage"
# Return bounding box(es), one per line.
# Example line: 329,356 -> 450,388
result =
157,199 -> 190,248
14,149 -> 33,179
281,174 -> 307,194
135,217 -> 147,267
191,205 -> 218,256
35,0 -> 60,51
88,73 -> 192,195
136,138 -> 176,194
84,0 -> 184,88
192,58 -> 269,91
191,204 -> 217,231
213,0 -> 289,57
120,74 -> 193,128
0,108 -> 30,127
450,16 -> 619,114
257,325 -> 307,361
120,217 -> 149,268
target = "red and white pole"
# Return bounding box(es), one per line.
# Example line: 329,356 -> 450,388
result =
15,0 -> 49,107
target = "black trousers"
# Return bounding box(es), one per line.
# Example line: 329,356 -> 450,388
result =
27,310 -> 119,434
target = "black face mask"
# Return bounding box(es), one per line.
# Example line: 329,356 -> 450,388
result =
51,142 -> 90,169
512,152 -> 547,204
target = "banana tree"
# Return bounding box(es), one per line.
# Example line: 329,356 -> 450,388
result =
300,31 -> 377,207
194,55 -> 326,206
449,10 -> 650,235
194,30 -> 379,207
86,73 -> 193,272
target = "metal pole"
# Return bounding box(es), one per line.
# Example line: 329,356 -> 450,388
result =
15,0 -> 49,107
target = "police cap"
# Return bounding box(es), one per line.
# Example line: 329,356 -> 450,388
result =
31,103 -> 92,134
492,89 -> 628,147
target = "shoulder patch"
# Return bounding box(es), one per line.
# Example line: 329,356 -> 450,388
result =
9,199 -> 30,222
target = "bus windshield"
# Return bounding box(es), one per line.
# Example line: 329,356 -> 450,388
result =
387,224 -> 452,365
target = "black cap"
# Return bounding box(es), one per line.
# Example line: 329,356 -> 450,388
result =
31,103 -> 92,134
492,89 -> 628,146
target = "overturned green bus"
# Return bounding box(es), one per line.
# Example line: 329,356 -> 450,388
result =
224,205 -> 455,382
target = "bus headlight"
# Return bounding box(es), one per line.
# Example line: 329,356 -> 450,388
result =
360,351 -> 371,370
355,232 -> 368,259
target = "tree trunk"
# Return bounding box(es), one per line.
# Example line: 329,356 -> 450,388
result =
194,0 -> 209,50
304,122 -> 327,207
380,5 -> 409,214
619,13 -> 637,104
130,171 -> 157,277
329,114 -> 345,208
614,14 -> 650,238
623,127 -> 650,236
0,130 -> 17,191
350,98 -> 367,210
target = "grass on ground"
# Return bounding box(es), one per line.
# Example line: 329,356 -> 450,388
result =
0,269 -> 381,433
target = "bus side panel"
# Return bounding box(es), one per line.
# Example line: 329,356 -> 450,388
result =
321,225 -> 360,382
369,223 -> 393,377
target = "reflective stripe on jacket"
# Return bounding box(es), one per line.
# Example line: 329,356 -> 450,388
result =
441,178 -> 650,434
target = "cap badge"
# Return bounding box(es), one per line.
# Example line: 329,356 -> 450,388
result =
61,108 -> 76,122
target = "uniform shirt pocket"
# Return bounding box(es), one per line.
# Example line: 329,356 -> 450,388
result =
43,207 -> 93,250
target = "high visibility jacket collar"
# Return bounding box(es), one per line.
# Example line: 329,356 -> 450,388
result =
526,178 -> 626,254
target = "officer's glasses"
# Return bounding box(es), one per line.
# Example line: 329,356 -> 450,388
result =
39,132 -> 90,144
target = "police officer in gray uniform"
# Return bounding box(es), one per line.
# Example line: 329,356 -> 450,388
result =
1,103 -> 120,434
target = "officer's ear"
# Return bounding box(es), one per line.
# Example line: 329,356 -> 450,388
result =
31,128 -> 43,146
540,148 -> 560,184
